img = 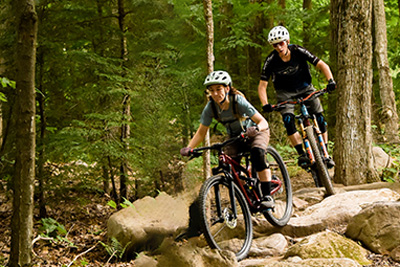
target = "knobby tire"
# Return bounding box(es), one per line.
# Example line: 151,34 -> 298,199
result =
262,146 -> 293,227
198,175 -> 253,261
305,127 -> 335,196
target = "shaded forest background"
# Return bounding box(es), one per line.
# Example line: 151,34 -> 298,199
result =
0,0 -> 400,218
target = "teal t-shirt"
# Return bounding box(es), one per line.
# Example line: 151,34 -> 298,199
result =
200,94 -> 258,136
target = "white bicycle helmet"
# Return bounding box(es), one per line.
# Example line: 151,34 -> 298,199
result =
204,70 -> 232,88
268,26 -> 290,45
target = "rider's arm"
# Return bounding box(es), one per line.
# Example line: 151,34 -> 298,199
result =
188,123 -> 209,148
251,112 -> 269,132
316,60 -> 334,81
258,80 -> 269,106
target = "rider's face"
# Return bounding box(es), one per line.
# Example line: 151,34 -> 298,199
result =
273,40 -> 288,55
207,84 -> 229,103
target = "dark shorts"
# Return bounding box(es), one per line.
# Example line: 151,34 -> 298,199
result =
277,84 -> 324,115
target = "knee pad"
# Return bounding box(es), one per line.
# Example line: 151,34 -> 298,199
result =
282,113 -> 297,136
250,147 -> 268,172
315,113 -> 327,133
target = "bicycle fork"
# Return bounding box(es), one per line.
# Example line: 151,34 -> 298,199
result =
312,116 -> 330,159
299,119 -> 316,165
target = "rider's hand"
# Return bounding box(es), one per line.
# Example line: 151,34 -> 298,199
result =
262,104 -> 273,113
327,79 -> 336,93
180,147 -> 192,157
246,126 -> 259,138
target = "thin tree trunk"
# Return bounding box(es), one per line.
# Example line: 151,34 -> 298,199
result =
373,0 -> 399,142
37,48 -> 47,218
303,0 -> 312,48
10,0 -> 38,265
247,0 -> 265,97
202,0 -> 213,180
117,0 -> 130,202
331,0 -> 379,185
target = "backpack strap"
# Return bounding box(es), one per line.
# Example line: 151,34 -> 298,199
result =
209,99 -> 221,122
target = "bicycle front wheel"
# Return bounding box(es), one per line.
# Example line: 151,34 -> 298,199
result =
262,146 -> 293,227
306,127 -> 335,196
198,175 -> 253,261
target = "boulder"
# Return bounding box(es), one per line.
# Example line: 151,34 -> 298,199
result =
248,233 -> 288,257
390,245 -> 400,263
107,192 -> 189,255
155,237 -> 238,267
261,258 -> 362,267
373,146 -> 393,169
285,231 -> 371,266
254,188 -> 400,237
346,201 -> 400,255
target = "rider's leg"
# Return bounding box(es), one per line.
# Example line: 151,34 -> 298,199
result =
283,114 -> 310,167
314,113 -> 335,168
251,147 -> 275,208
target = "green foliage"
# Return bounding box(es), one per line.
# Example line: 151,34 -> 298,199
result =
1,0 -> 399,202
100,237 -> 130,262
38,218 -> 76,248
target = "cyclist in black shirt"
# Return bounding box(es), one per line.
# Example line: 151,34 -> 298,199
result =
258,26 -> 336,168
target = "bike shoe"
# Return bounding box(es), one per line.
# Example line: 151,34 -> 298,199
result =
326,157 -> 335,169
298,154 -> 311,168
260,195 -> 275,209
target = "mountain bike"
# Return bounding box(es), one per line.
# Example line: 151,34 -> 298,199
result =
271,88 -> 335,196
188,133 -> 292,261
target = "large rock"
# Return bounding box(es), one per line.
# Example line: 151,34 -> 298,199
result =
284,231 -> 371,266
373,146 -> 394,169
254,188 -> 400,237
346,201 -> 400,254
155,237 -> 239,267
248,233 -> 288,257
260,258 -> 362,267
107,192 -> 189,255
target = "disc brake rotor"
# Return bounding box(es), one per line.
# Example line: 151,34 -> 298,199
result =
223,207 -> 237,229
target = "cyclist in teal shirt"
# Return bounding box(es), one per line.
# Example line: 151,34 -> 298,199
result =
180,70 -> 274,209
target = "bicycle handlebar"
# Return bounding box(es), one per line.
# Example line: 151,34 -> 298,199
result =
271,88 -> 328,111
188,133 -> 247,159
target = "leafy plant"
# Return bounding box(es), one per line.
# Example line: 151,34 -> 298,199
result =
38,218 -> 76,248
100,237 -> 131,263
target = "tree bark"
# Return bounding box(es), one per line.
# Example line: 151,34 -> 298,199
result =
202,0 -> 213,180
10,0 -> 38,266
331,0 -> 379,185
303,0 -> 312,48
117,0 -> 130,202
247,0 -> 265,96
373,0 -> 399,142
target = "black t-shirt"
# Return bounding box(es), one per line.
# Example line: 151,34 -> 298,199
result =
260,44 -> 320,92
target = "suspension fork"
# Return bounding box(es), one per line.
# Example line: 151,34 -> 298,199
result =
228,178 -> 238,219
298,118 -> 316,164
312,116 -> 330,158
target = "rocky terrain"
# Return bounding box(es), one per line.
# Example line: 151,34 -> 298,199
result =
108,181 -> 400,267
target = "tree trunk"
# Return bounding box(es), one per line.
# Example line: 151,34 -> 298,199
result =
219,1 -> 241,77
202,0 -> 213,180
247,0 -> 265,97
331,0 -> 379,185
9,0 -> 38,266
117,0 -> 130,202
37,48 -> 47,219
303,0 -> 312,48
373,0 -> 399,143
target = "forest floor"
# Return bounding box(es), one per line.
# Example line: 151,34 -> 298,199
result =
0,171 -> 398,266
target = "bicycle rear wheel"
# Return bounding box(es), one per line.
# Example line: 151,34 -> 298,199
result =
198,175 -> 252,261
262,146 -> 293,227
306,127 -> 335,196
